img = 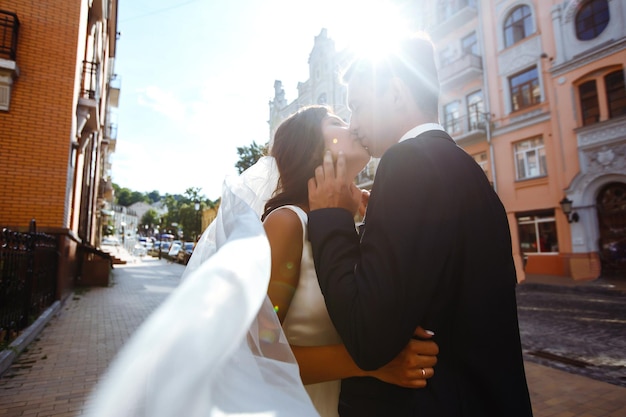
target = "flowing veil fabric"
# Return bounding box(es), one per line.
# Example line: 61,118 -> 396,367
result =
86,157 -> 319,417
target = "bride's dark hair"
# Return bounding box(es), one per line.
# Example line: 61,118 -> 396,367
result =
261,105 -> 329,221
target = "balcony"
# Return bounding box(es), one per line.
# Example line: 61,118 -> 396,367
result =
429,0 -> 478,40
89,0 -> 109,23
443,113 -> 488,145
77,60 -> 101,135
108,74 -> 120,108
439,53 -> 483,90
0,10 -> 20,111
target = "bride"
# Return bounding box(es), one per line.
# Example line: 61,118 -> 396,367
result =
85,106 -> 437,417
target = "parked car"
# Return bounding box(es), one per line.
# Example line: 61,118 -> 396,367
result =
176,241 -> 195,265
101,236 -> 119,246
148,241 -> 161,257
166,242 -> 182,261
160,241 -> 173,257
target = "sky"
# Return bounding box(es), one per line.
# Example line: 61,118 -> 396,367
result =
110,0 -> 409,201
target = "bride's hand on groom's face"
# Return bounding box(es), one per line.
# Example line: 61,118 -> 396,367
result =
308,151 -> 361,214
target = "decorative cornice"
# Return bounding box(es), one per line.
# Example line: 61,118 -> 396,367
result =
576,117 -> 626,148
550,38 -> 626,77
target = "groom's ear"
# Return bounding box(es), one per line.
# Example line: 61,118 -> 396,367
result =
388,77 -> 412,112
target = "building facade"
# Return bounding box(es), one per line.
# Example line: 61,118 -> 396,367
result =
268,0 -> 626,281
0,0 -> 120,298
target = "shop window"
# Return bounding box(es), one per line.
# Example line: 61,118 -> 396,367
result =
514,137 -> 547,180
579,80 -> 600,125
518,212 -> 558,255
575,0 -> 610,41
504,5 -> 533,48
509,67 -> 541,112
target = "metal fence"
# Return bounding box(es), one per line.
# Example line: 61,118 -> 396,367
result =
0,224 -> 58,347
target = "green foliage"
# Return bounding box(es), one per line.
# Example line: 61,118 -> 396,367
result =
140,209 -> 159,228
112,184 -> 221,239
235,141 -> 268,174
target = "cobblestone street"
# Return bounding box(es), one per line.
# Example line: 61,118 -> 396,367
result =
517,280 -> 626,388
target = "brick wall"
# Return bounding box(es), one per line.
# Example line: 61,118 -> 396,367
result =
0,0 -> 83,229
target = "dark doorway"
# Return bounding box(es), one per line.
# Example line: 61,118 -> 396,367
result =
597,182 -> 626,277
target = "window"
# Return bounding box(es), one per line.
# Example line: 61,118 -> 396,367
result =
579,80 -> 600,125
509,67 -> 541,112
605,70 -> 626,119
443,101 -> 461,133
473,152 -> 488,175
504,5 -> 533,47
462,32 -> 478,56
437,0 -> 477,23
575,0 -> 610,41
467,90 -> 484,130
514,137 -> 547,180
517,212 -> 558,255
439,46 -> 455,67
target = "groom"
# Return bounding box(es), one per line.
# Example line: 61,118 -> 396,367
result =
307,33 -> 533,416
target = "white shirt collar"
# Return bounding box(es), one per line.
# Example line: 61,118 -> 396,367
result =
398,123 -> 445,143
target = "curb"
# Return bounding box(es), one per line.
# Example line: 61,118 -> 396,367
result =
517,281 -> 625,296
0,300 -> 62,376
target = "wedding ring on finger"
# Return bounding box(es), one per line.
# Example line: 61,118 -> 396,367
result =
420,368 -> 426,378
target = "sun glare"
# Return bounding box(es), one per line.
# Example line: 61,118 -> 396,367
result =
336,0 -> 411,60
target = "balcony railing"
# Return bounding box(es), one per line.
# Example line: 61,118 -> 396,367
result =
439,53 -> 483,88
105,122 -> 118,140
442,111 -> 488,141
81,60 -> 100,100
0,10 -> 19,61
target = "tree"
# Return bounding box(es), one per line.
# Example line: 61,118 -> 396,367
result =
146,190 -> 161,203
235,141 -> 267,174
140,209 -> 159,236
112,184 -> 147,206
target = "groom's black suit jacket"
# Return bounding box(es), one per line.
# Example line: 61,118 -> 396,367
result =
308,130 -> 533,416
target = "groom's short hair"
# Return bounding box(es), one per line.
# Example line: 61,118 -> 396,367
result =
342,33 -> 440,118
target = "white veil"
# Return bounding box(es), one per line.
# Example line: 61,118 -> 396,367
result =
86,156 -> 319,417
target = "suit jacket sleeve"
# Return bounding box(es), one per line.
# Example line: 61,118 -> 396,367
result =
308,139 -> 458,370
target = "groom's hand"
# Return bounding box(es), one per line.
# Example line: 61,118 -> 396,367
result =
308,150 -> 361,214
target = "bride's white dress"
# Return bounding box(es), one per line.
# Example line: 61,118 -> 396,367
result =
278,205 -> 342,417
84,157 -> 320,417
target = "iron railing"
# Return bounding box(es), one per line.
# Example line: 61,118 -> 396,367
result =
0,222 -> 58,347
81,60 -> 100,100
0,10 -> 19,61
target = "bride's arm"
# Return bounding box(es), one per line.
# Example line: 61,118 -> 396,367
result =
292,329 -> 438,388
263,208 -> 303,322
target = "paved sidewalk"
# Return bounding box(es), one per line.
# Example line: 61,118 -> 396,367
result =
0,256 -> 624,416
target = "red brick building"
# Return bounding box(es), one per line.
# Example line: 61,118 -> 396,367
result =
0,0 -> 120,298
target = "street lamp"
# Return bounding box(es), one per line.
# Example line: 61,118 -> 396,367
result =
158,218 -> 164,260
194,200 -> 201,240
559,197 -> 579,223
120,221 -> 126,245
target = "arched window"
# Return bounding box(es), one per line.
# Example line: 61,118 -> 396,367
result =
575,0 -> 609,41
504,5 -> 533,48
